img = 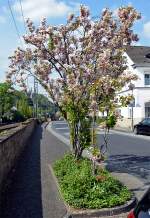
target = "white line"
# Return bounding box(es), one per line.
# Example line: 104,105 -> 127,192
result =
97,131 -> 112,135
63,132 -> 70,136
55,127 -> 69,130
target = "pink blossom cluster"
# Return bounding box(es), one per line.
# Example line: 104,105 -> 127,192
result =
7,5 -> 141,111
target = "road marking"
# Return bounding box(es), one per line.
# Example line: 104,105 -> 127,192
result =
55,127 -> 69,130
52,121 -> 68,125
97,131 -> 112,135
63,132 -> 70,136
55,129 -> 113,135
53,122 -> 150,141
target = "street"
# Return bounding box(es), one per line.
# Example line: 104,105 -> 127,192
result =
50,121 -> 150,188
2,121 -> 147,218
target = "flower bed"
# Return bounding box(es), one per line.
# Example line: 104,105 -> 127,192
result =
53,154 -> 131,209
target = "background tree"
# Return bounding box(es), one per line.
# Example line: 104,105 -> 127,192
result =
36,93 -> 56,118
0,82 -> 14,123
7,5 -> 140,159
17,95 -> 32,119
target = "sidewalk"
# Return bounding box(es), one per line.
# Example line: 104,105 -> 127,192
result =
113,126 -> 132,133
1,124 -> 69,218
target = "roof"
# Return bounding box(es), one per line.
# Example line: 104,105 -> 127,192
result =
126,46 -> 150,67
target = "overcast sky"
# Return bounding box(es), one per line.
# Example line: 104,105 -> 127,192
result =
0,0 -> 150,93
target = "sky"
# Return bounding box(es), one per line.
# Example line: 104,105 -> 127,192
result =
0,0 -> 150,93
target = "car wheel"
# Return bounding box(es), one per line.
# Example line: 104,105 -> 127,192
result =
134,127 -> 138,135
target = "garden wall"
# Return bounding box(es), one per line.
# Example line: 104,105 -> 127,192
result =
0,119 -> 37,200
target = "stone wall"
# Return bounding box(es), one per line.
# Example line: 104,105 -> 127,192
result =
0,119 -> 37,198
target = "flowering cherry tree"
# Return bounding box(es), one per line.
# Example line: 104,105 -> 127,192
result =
7,5 -> 140,159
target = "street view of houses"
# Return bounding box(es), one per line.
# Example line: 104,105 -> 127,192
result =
0,1 -> 150,218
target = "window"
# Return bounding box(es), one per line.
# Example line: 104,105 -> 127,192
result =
137,188 -> 150,218
145,107 -> 150,118
144,74 -> 150,85
145,102 -> 150,118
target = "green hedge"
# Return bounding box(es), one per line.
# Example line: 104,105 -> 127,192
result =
53,154 -> 131,209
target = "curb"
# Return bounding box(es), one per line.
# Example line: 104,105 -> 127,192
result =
48,165 -> 137,218
67,198 -> 136,217
113,128 -> 132,133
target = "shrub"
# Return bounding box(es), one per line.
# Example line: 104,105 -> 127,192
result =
53,154 -> 131,209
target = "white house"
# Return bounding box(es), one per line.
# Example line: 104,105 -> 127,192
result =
116,46 -> 150,130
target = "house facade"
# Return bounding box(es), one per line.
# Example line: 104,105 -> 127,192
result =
116,46 -> 150,130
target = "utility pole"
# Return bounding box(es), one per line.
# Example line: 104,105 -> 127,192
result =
131,89 -> 134,131
33,77 -> 38,118
128,83 -> 135,131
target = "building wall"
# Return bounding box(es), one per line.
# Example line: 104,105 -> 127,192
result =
117,54 -> 150,129
123,54 -> 150,88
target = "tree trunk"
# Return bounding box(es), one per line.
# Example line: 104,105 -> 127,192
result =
1,104 -> 4,123
71,121 -> 83,159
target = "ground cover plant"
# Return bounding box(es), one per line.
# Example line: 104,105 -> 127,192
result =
53,154 -> 131,209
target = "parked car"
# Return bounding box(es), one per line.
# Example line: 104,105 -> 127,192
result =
134,118 -> 150,135
128,187 -> 150,218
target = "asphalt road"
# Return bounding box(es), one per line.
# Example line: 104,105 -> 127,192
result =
51,121 -> 150,187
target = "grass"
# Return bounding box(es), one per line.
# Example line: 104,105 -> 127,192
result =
53,154 -> 132,209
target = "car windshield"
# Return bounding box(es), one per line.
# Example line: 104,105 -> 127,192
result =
138,211 -> 150,218
141,118 -> 150,125
137,189 -> 150,218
